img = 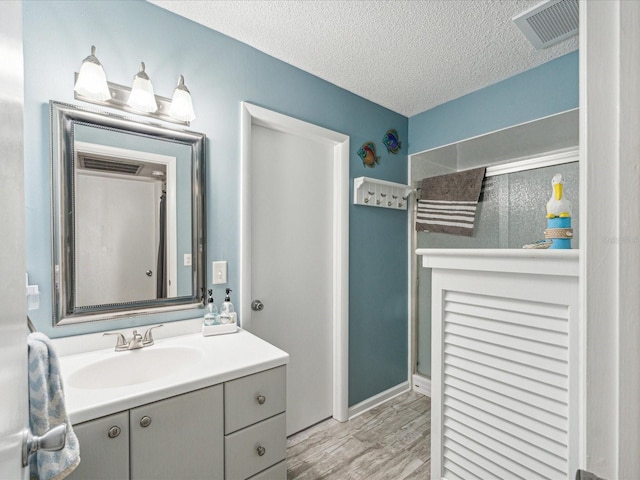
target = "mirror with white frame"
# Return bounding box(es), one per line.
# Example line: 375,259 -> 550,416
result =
50,101 -> 206,325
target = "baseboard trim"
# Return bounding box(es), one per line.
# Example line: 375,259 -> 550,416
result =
348,381 -> 411,420
412,374 -> 431,397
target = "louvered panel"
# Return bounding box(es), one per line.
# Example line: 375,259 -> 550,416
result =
445,411 -> 567,472
446,301 -> 568,333
445,353 -> 566,400
446,333 -> 566,375
445,364 -> 568,418
446,311 -> 568,346
444,435 -> 537,480
444,386 -> 567,445
441,290 -> 571,479
443,447 -> 497,480
445,343 -> 567,388
445,375 -> 565,430
445,324 -> 567,361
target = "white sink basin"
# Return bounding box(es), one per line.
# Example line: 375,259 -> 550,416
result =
66,345 -> 204,389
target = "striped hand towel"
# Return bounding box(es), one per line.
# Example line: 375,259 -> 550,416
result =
28,332 -> 80,480
416,167 -> 486,236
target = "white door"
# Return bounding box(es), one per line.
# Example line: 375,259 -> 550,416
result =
249,124 -> 334,435
75,173 -> 158,304
0,1 -> 29,477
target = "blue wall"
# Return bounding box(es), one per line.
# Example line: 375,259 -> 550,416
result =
408,51 -> 579,154
23,0 -> 408,406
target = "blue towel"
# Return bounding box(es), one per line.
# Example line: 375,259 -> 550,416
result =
28,332 -> 80,480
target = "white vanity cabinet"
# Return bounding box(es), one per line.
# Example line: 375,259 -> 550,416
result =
67,368 -> 286,480
59,328 -> 290,480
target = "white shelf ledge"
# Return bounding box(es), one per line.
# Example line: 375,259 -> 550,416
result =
416,248 -> 579,277
353,176 -> 414,210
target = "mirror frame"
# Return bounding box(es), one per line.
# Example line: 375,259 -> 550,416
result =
50,101 -> 206,325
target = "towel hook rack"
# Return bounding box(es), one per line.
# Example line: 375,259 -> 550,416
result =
353,177 -> 414,211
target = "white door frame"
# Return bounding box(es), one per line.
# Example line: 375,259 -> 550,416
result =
580,0 -> 640,477
240,102 -> 349,422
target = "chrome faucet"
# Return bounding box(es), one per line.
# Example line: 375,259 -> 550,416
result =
104,324 -> 164,351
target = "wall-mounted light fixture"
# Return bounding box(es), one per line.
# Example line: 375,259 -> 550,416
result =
73,45 -> 110,101
169,75 -> 196,122
73,45 -> 196,126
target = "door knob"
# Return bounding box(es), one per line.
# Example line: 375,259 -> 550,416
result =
22,424 -> 67,467
251,300 -> 264,311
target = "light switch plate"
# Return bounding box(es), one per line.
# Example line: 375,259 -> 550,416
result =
212,261 -> 227,284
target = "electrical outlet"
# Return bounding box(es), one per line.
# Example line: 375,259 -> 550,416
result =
183,253 -> 192,266
212,261 -> 227,284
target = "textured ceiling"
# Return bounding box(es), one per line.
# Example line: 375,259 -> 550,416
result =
149,0 -> 578,117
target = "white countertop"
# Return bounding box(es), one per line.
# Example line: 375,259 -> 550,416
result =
59,328 -> 289,424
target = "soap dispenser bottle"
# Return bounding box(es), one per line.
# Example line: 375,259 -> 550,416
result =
204,289 -> 218,326
219,288 -> 236,325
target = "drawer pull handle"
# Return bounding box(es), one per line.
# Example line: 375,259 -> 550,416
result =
140,416 -> 152,428
107,426 -> 121,438
257,395 -> 266,405
257,445 -> 266,456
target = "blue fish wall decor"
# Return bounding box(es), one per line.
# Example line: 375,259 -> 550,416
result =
358,141 -> 381,168
382,129 -> 401,154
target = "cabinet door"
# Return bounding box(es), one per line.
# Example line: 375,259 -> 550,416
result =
66,411 -> 130,480
130,384 -> 224,480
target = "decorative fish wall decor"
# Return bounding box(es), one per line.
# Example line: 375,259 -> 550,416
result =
382,129 -> 401,154
358,141 -> 380,168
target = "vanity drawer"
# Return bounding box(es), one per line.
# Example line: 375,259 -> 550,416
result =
224,413 -> 286,480
225,366 -> 286,434
247,460 -> 286,480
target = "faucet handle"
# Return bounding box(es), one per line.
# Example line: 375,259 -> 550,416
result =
142,324 -> 164,346
103,332 -> 128,351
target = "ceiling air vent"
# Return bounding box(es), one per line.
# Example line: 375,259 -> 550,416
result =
79,157 -> 143,175
513,0 -> 579,49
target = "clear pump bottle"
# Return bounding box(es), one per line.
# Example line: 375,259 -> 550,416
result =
219,288 -> 236,325
204,289 -> 218,326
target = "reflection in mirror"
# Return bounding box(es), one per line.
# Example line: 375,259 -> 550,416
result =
50,101 -> 206,325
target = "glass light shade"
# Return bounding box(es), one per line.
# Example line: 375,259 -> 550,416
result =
74,46 -> 110,101
169,75 -> 196,122
127,62 -> 158,113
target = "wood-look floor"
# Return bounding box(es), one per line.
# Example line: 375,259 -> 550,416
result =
286,391 -> 431,480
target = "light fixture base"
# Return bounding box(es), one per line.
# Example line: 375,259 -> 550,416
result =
74,72 -> 190,126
